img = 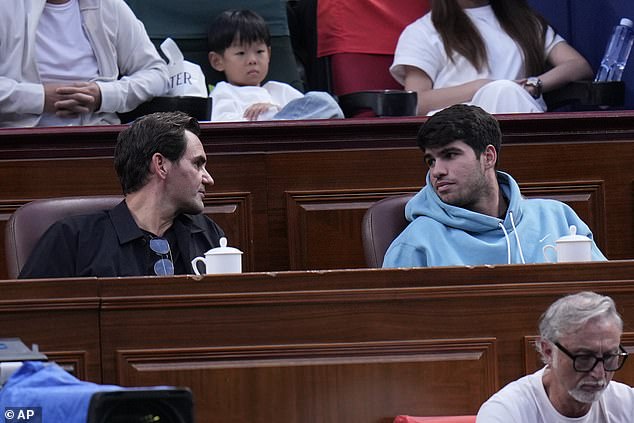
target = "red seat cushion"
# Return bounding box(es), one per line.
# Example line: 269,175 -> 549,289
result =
318,0 -> 430,97
317,0 -> 429,57
329,53 -> 402,95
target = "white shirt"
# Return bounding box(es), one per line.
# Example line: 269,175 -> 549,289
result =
390,5 -> 563,88
476,367 -> 634,423
36,0 -> 99,126
210,81 -> 303,122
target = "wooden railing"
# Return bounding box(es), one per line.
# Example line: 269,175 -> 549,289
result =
3,261 -> 634,422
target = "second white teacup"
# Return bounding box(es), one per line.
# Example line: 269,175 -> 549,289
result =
543,225 -> 592,263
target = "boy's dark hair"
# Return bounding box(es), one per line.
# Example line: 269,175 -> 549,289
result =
114,111 -> 200,194
416,104 -> 502,158
208,9 -> 271,54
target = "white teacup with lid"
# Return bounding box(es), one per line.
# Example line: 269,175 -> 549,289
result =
543,225 -> 592,263
191,237 -> 243,275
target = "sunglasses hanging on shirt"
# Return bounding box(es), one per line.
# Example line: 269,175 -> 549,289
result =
149,237 -> 175,276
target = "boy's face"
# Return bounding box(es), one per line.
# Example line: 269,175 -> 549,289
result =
209,41 -> 271,87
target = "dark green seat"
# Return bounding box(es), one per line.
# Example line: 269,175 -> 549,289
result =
124,0 -> 304,92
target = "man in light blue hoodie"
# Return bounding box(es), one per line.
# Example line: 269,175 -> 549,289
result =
383,104 -> 606,268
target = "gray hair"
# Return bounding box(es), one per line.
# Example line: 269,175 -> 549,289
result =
536,291 -> 623,361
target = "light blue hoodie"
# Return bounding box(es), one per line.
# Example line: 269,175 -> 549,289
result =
383,171 -> 606,268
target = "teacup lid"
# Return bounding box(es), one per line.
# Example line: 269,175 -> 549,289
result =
557,225 -> 591,243
205,237 -> 243,255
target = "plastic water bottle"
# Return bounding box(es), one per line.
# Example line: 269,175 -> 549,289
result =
595,18 -> 634,82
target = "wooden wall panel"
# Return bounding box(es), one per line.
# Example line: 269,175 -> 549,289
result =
0,205 -> 14,278
192,152 -> 269,272
0,279 -> 101,381
1,158 -> 119,198
286,190 -> 392,270
114,340 -> 496,423
97,261 -> 634,386
266,149 -> 426,271
45,350 -> 89,380
203,193 -> 254,272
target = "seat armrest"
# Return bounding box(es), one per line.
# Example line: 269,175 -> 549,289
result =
338,90 -> 417,118
118,96 -> 211,123
544,81 -> 625,110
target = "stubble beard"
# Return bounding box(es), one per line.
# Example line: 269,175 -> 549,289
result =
177,195 -> 205,216
186,199 -> 204,215
442,169 -> 491,211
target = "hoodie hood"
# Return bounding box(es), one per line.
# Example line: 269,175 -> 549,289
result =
406,171 -> 523,233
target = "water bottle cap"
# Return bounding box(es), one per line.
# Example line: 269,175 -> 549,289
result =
620,18 -> 633,28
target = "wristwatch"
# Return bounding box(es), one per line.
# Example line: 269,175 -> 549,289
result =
524,77 -> 543,99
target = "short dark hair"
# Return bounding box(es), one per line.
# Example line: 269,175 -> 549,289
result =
208,9 -> 271,54
114,112 -> 200,194
416,104 -> 502,158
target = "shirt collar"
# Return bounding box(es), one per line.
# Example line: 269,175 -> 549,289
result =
109,200 -> 145,245
108,200 -> 208,244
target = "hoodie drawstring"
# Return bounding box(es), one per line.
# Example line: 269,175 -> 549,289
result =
498,211 -> 526,264
498,223 -> 512,264
509,212 -> 526,264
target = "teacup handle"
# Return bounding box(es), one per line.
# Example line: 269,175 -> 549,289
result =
543,245 -> 557,263
191,256 -> 205,275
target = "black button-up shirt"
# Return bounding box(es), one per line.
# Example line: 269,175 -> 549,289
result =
19,201 -> 224,279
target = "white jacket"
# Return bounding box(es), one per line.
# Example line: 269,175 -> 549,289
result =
0,0 -> 168,127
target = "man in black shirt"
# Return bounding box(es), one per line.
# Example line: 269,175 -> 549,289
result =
19,112 -> 224,278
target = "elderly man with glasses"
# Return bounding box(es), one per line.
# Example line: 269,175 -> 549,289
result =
477,291 -> 633,422
19,111 -> 224,278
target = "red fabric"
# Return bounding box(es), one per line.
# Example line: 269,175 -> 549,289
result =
330,53 -> 401,95
317,0 -> 429,57
393,416 -> 476,423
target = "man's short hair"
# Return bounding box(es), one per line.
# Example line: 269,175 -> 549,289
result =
416,104 -> 502,158
207,9 -> 271,54
536,291 -> 624,361
114,111 -> 200,194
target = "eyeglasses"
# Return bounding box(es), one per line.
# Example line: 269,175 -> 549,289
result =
149,238 -> 174,276
554,342 -> 628,372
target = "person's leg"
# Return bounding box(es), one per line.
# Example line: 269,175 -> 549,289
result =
273,91 -> 344,120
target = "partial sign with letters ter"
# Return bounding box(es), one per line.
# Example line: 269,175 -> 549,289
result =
160,38 -> 208,98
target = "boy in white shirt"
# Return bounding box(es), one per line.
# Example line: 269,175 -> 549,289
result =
207,9 -> 343,122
